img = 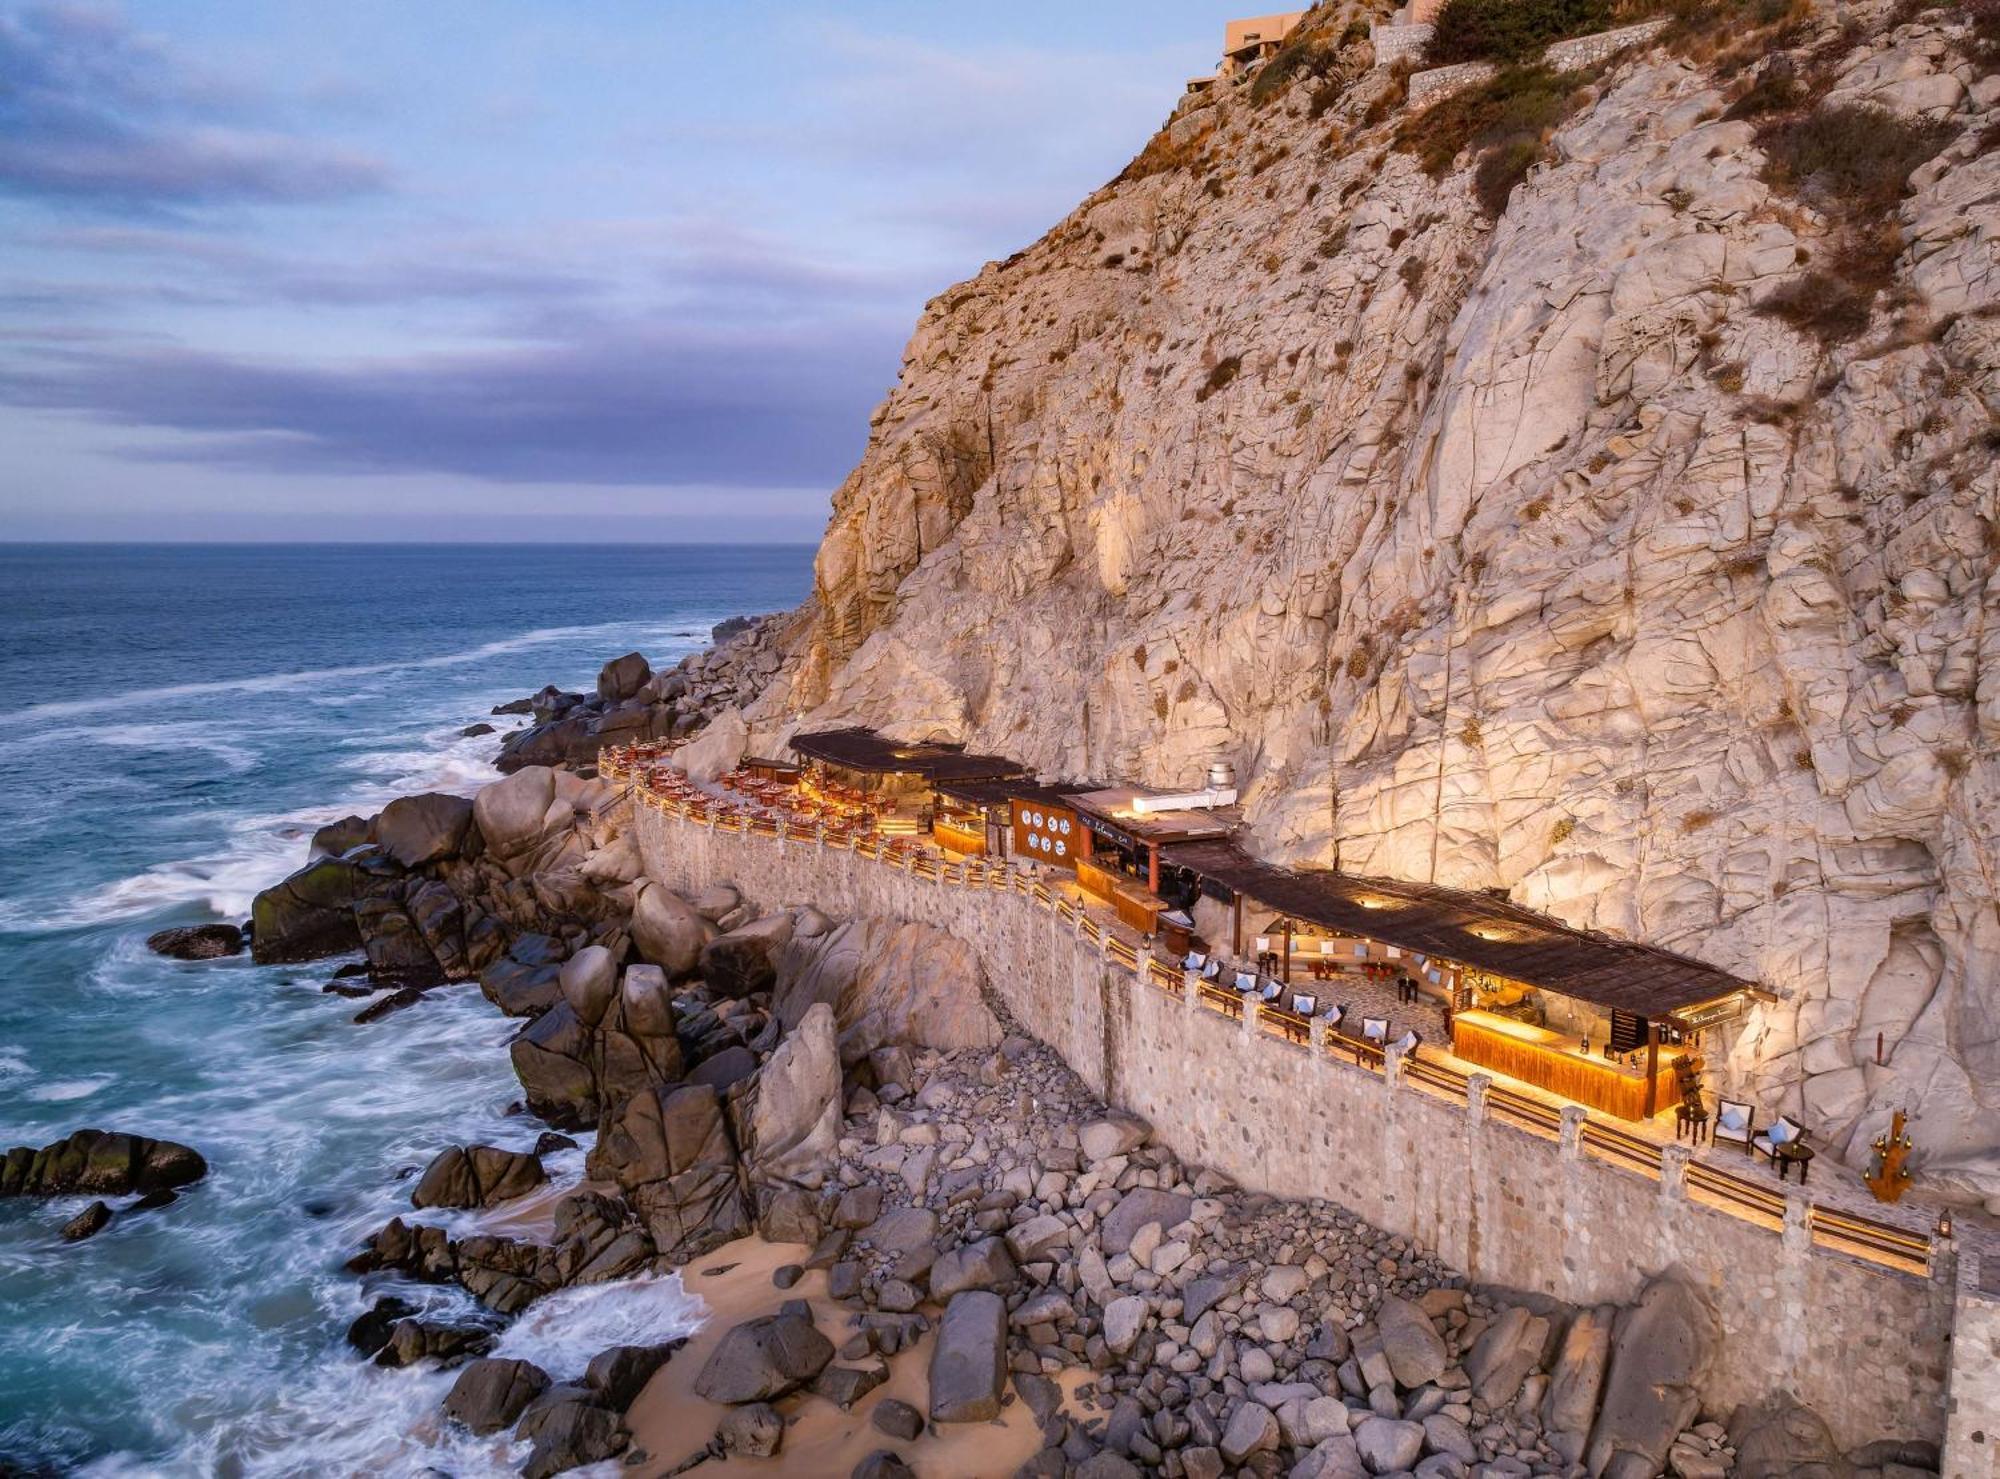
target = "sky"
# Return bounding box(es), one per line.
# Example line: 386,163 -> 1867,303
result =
0,1 -> 1221,542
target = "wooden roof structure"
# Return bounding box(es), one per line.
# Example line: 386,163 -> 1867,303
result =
932,776 -> 1096,810
787,727 -> 1026,784
1068,787 -> 1238,849
1161,839 -> 1751,1015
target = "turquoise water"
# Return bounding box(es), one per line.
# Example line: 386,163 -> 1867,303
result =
0,544 -> 813,1475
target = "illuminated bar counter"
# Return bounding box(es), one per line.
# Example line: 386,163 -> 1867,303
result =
1076,859 -> 1162,934
1451,1010 -> 1677,1121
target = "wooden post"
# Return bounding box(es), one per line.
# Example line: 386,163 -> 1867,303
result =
1644,1021 -> 1661,1118
1232,894 -> 1243,957
1147,843 -> 1159,895
1281,918 -> 1292,984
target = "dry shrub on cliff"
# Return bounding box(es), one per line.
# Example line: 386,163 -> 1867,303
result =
1757,270 -> 1876,343
1395,65 -> 1591,216
1196,355 -> 1244,402
1759,104 -> 1954,216
1749,106 -> 1952,343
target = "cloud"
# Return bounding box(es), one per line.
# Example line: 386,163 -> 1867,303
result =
0,3 -> 386,207
0,312 -> 905,487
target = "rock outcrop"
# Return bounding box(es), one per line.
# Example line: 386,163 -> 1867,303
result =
2,1129 -> 207,1198
773,914 -> 1001,1062
409,1144 -> 546,1210
724,1 -> 2000,1202
491,612 -> 798,774
251,767 -> 636,1001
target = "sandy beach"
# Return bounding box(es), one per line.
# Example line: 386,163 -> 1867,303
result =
626,1234 -> 1082,1477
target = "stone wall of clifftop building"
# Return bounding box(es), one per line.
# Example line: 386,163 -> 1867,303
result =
632,801 -> 2000,1459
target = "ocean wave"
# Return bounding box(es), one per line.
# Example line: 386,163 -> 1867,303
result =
24,1076 -> 114,1103
0,724 -> 511,932
20,619 -> 710,723
81,1272 -> 705,1479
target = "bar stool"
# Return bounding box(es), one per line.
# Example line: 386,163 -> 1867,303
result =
1675,1100 -> 1710,1145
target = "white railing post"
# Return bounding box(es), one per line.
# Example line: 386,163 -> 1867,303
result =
1384,1039 -> 1407,1091
1659,1143 -> 1691,1204
1183,969 -> 1200,1011
1466,1073 -> 1491,1125
1559,1104 -> 1587,1160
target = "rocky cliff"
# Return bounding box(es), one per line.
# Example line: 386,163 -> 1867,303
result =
740,0 -> 2000,1204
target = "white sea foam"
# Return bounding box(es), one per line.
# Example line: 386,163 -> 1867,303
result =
25,1076 -> 113,1103
0,719 -> 513,932
82,1272 -> 707,1479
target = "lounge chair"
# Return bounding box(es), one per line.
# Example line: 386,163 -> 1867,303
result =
1323,1003 -> 1347,1027
1291,993 -> 1317,1017
1234,970 -> 1258,994
1392,1030 -> 1419,1056
1362,1017 -> 1389,1045
1259,978 -> 1282,1002
1183,950 -> 1207,973
1713,1100 -> 1756,1154
1201,957 -> 1223,982
1753,1115 -> 1805,1162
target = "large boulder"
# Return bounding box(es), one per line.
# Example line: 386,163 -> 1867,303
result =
472,767 -> 562,877
596,964 -> 685,1111
584,1342 -> 679,1410
773,915 -> 1000,1062
1079,1112 -> 1152,1163
443,1357 -> 550,1434
928,1290 -> 1006,1423
597,652 -> 651,704
1099,1187 -> 1192,1256
354,893 -> 446,987
250,854 -> 372,963
516,1387 -> 626,1479
374,793 -> 475,869
480,952 -> 563,1018
509,1003 -> 600,1129
145,924 -> 244,960
558,945 -> 619,1027
310,814 -> 375,858
1465,1304 -> 1551,1407
411,1145 -> 546,1209
745,1003 -> 842,1185
1543,1304 -> 1615,1464
1,1129 -> 207,1197
1353,1416 -> 1425,1473
591,1082 -> 748,1263
673,707 -> 749,785
1374,1294 -> 1449,1389
1586,1273 -> 1721,1479
929,1237 -> 1018,1301
700,914 -> 793,998
630,883 -> 713,978
1727,1397 -> 1843,1479
692,1311 -> 833,1404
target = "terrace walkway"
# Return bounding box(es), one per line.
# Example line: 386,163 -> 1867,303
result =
601,743 -> 1989,1282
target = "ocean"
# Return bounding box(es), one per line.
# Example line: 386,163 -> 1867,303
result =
0,543 -> 816,1475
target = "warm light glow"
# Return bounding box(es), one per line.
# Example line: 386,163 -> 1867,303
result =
1130,797 -> 1152,815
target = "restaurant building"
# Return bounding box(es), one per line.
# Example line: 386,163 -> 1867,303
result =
786,728 -> 1025,838
778,727 -> 1759,1123
1162,841 -> 1761,1120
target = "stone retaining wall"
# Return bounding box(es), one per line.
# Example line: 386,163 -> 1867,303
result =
633,801 -> 1991,1460
1403,18 -> 1671,105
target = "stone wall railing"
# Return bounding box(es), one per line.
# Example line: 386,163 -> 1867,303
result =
1402,18 -> 1671,105
1370,20 -> 1434,65
608,750 -> 1994,1460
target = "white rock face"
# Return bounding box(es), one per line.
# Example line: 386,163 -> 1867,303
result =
747,12 -> 2000,1198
